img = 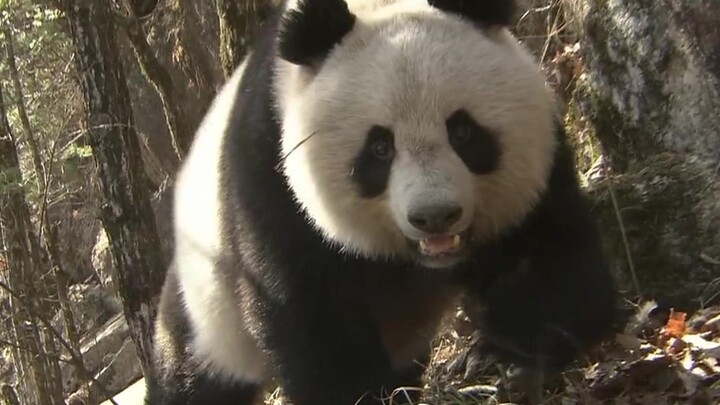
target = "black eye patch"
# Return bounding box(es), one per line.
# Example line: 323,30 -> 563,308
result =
351,125 -> 395,198
446,109 -> 501,174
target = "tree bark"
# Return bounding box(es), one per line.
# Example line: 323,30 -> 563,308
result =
216,0 -> 274,78
60,0 -> 167,377
168,0 -> 220,92
1,384 -> 21,405
119,16 -> 192,159
216,0 -> 243,78
567,0 -> 720,171
563,0 -> 720,309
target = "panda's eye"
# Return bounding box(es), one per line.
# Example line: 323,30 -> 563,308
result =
446,109 -> 501,174
351,125 -> 395,198
449,126 -> 472,145
371,139 -> 394,160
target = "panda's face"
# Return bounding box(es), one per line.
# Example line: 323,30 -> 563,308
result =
276,3 -> 556,268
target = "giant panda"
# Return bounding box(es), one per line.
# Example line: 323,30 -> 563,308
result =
144,0 -> 618,404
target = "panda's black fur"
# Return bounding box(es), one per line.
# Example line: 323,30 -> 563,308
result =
144,0 -> 618,404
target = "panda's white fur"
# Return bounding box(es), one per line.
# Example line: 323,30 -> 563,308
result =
275,0 -> 556,264
172,58 -> 268,383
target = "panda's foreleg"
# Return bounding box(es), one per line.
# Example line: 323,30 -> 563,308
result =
247,280 -> 418,405
465,231 -> 617,373
144,260 -> 265,405
463,138 -> 619,374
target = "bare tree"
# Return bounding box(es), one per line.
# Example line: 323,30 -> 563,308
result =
3,26 -> 46,192
0,83 -> 63,405
59,0 -> 167,376
2,22 -> 83,361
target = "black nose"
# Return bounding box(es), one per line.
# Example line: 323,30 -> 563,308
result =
407,205 -> 463,234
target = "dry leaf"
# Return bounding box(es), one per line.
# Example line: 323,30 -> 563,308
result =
661,309 -> 687,339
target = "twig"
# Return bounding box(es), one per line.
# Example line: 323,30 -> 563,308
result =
0,337 -> 74,366
603,161 -> 641,296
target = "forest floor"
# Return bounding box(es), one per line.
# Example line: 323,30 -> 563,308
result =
102,302 -> 720,405
416,302 -> 720,405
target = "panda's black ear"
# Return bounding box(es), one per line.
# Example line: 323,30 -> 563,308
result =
278,0 -> 357,66
427,0 -> 515,27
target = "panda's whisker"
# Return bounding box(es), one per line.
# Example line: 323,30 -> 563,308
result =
274,130 -> 320,173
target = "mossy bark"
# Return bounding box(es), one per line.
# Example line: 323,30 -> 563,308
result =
562,0 -> 720,309
569,0 -> 720,171
589,153 -> 720,310
61,0 -> 167,377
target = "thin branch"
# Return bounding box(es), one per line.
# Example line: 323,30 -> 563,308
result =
0,337 -> 74,366
602,160 -> 641,297
0,279 -> 121,405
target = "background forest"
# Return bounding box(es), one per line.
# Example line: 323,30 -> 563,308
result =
0,1 -> 718,404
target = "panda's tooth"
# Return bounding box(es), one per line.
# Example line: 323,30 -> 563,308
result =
452,234 -> 460,247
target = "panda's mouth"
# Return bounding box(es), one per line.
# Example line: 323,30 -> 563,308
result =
410,227 -> 473,259
419,234 -> 463,255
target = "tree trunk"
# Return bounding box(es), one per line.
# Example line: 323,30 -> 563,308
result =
216,0 -> 243,78
563,0 -> 720,309
1,384 -> 21,405
120,16 -> 192,159
216,0 -> 274,78
567,0 -> 720,170
60,0 -> 167,377
168,0 -> 220,92
3,27 -> 46,192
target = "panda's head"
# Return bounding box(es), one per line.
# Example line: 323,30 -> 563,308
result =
274,0 -> 556,269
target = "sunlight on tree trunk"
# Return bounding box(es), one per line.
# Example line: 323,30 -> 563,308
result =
1,384 -> 21,405
216,0 -> 274,78
60,0 -> 167,377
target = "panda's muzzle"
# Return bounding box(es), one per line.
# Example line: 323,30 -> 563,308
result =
407,204 -> 463,234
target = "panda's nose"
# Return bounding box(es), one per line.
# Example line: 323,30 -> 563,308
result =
407,204 -> 463,234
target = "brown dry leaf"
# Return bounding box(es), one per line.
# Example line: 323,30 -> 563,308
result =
663,309 -> 688,338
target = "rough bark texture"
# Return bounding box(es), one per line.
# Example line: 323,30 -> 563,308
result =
1,384 -> 21,405
216,0 -> 275,78
61,0 -> 167,377
216,0 -> 243,78
565,0 -> 720,309
570,0 -> 720,171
